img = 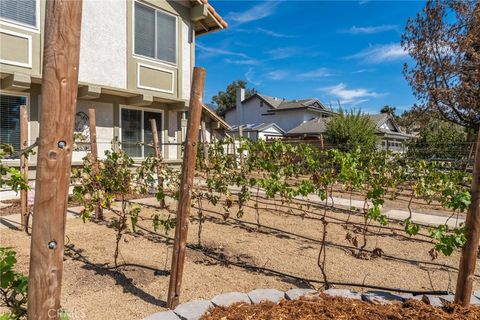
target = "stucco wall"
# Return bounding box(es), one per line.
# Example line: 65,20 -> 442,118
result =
181,20 -> 192,100
79,0 -> 127,89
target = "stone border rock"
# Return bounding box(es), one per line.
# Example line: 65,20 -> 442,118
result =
144,288 -> 480,320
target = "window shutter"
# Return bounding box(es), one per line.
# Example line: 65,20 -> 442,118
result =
134,2 -> 155,59
0,0 -> 36,27
0,94 -> 25,151
156,11 -> 176,63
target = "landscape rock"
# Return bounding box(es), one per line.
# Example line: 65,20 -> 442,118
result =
421,295 -> 444,307
248,289 -> 285,304
211,292 -> 251,307
144,310 -> 180,320
285,288 -> 317,300
471,295 -> 480,305
399,293 -> 414,301
323,289 -> 361,300
361,291 -> 403,305
174,300 -> 214,320
474,290 -> 480,300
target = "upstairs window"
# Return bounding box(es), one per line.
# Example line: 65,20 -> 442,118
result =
0,0 -> 37,28
134,2 -> 176,64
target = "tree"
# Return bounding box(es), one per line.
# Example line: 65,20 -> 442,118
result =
401,0 -> 480,130
380,105 -> 396,117
324,108 -> 378,152
407,120 -> 468,159
212,80 -> 257,116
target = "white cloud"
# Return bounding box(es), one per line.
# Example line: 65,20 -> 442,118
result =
352,68 -> 376,74
245,68 -> 262,86
256,27 -> 295,38
267,70 -> 289,80
196,43 -> 249,59
319,83 -> 386,104
297,68 -> 334,79
224,58 -> 259,65
266,47 -> 300,60
341,25 -> 398,34
346,43 -> 408,63
227,1 -> 280,25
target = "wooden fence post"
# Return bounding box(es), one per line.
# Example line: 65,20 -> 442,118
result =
88,108 -> 103,219
27,1 -> 83,319
167,67 -> 206,309
200,121 -> 209,166
455,128 -> 480,307
150,118 -> 166,209
20,105 -> 28,232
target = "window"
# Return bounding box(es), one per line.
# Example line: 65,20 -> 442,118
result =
134,2 -> 176,64
121,108 -> 162,158
0,0 -> 37,28
0,94 -> 26,151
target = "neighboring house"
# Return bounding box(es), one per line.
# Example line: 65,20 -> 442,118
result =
0,0 -> 228,168
287,113 -> 414,152
229,123 -> 285,141
223,88 -> 334,133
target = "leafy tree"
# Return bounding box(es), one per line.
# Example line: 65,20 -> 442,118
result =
212,80 -> 257,116
380,105 -> 397,118
324,108 -> 378,151
401,0 -> 480,129
407,120 -> 468,159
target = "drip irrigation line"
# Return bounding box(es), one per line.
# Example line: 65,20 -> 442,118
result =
124,199 -> 474,277
134,223 -> 452,297
193,205 -> 475,276
240,202 -> 432,245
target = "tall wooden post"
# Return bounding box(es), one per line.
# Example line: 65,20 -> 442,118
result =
320,134 -> 324,150
88,108 -> 103,219
200,121 -> 209,166
167,67 -> 205,309
455,128 -> 480,307
20,105 -> 29,232
27,1 -> 83,319
150,118 -> 166,209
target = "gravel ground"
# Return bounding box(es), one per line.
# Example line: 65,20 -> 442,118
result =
0,194 -> 477,320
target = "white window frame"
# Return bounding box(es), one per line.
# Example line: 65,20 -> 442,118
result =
0,90 -> 30,163
132,0 -> 178,66
118,105 -> 165,159
0,28 -> 32,68
0,0 -> 40,33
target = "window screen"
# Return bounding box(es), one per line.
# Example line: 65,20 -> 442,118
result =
0,94 -> 25,151
0,0 -> 37,27
134,2 -> 176,63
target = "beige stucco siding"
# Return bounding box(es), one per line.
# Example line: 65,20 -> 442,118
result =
79,0 -> 127,89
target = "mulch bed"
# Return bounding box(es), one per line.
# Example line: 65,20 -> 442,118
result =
201,295 -> 480,320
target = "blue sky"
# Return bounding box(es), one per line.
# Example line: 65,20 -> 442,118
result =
196,0 -> 426,114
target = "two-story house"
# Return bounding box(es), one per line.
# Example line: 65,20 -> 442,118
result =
0,0 -> 229,168
223,88 -> 334,136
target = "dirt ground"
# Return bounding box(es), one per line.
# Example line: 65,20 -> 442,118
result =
1,193 -> 478,320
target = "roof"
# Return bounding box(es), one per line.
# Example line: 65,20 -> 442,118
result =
230,123 -> 286,133
236,94 -> 330,113
287,113 -> 413,138
190,0 -> 227,35
202,104 -> 231,130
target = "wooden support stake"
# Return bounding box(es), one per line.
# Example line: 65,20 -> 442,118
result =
238,126 -> 244,165
20,105 -> 28,232
27,1 -> 83,319
88,108 -> 103,220
150,118 -> 166,209
320,134 -> 324,150
200,121 -> 209,166
167,67 -> 206,309
455,128 -> 480,307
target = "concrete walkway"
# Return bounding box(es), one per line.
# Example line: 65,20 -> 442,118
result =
0,188 -> 465,230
